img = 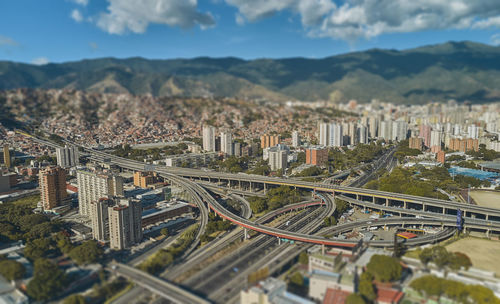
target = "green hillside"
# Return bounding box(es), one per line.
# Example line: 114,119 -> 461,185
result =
1,41 -> 500,104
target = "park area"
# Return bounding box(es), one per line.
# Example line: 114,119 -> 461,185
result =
470,190 -> 500,209
446,237 -> 500,276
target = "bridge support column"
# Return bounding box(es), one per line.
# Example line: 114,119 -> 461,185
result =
385,199 -> 389,207
373,196 -> 376,203
403,201 -> 407,209
356,194 -> 359,200
486,230 -> 490,238
244,228 -> 248,240
486,215 -> 489,221
264,183 -> 267,194
278,237 -> 281,245
423,204 -> 426,212
238,180 -> 241,190
321,244 -> 325,255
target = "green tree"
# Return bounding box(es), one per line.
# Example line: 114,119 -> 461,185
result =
63,294 -> 87,304
27,258 -> 67,301
289,272 -> 304,287
346,293 -> 367,304
69,240 -> 103,265
366,255 -> 402,282
24,238 -> 51,260
298,252 -> 308,265
0,260 -> 25,280
359,272 -> 376,301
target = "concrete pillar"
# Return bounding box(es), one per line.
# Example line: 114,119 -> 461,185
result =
403,201 -> 407,209
278,237 -> 281,245
321,244 -> 325,255
264,183 -> 267,194
356,194 -> 359,200
442,208 -> 446,215
385,199 -> 389,207
422,204 -> 426,212
244,228 -> 248,240
486,230 -> 490,238
238,180 -> 241,190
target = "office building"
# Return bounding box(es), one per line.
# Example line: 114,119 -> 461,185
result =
292,131 -> 300,147
133,171 -> 156,188
409,137 -> 423,151
77,170 -> 124,216
108,198 -> 142,250
268,147 -> 288,171
39,166 -> 68,211
2,145 -> 10,168
260,134 -> 280,149
202,126 -> 216,152
306,147 -> 329,166
56,145 -> 79,168
91,198 -> 114,242
220,131 -> 233,155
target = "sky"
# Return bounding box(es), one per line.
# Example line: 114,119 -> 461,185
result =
2,0 -> 500,64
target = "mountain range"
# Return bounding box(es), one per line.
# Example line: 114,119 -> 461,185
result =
2,41 -> 500,104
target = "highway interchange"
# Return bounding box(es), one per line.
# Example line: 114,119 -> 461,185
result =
23,133 -> 500,303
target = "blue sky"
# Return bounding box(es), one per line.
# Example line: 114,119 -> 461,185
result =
1,0 -> 500,64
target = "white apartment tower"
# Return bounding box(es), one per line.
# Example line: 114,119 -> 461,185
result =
358,125 -> 368,144
56,145 -> 79,168
108,199 -> 143,250
91,198 -> 114,242
328,123 -> 343,147
292,131 -> 300,147
319,123 -> 329,147
202,126 -> 216,152
220,131 -> 233,155
268,148 -> 288,171
77,170 -> 124,216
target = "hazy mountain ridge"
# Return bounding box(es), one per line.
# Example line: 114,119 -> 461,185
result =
1,41 -> 500,103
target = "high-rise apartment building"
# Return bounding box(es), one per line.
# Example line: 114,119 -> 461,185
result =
292,131 -> 300,147
379,120 -> 393,141
260,135 -> 280,149
467,124 -> 479,139
328,123 -> 343,147
56,145 -> 79,168
268,147 -> 288,171
391,121 -> 408,141
133,171 -> 155,188
305,148 -> 328,166
430,130 -> 442,149
419,124 -> 432,147
357,125 -> 368,144
409,137 -> 423,151
77,170 -> 124,216
39,166 -> 68,210
437,151 -> 446,164
108,199 -> 142,250
202,126 -> 216,152
91,198 -> 114,242
220,131 -> 233,155
2,145 -> 10,168
319,123 -> 329,147
368,116 -> 378,138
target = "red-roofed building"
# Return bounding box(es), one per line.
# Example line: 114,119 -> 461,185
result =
375,284 -> 404,304
323,288 -> 350,304
396,232 -> 417,239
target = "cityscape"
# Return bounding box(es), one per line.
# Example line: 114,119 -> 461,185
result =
2,1 -> 500,304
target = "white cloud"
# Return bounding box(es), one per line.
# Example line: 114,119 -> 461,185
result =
89,42 -> 99,50
71,9 -> 84,22
0,35 -> 19,47
225,0 -> 500,41
491,33 -> 500,46
31,57 -> 50,65
235,13 -> 245,26
72,0 -> 89,6
95,0 -> 215,34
